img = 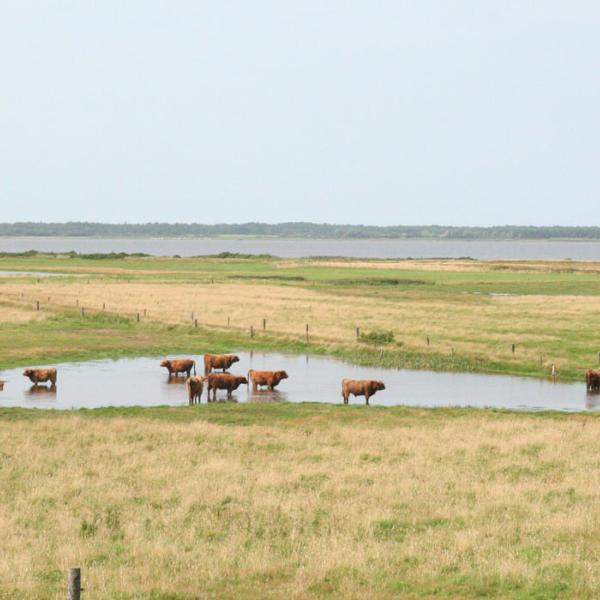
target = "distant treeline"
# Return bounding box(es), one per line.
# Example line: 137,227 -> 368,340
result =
1,222 -> 600,240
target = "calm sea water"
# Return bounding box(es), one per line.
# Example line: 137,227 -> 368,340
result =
1,237 -> 600,260
0,352 -> 593,411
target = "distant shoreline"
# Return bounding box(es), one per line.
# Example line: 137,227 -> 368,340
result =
2,235 -> 600,243
1,222 -> 600,241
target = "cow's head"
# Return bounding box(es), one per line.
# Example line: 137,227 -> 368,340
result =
22,369 -> 33,378
160,360 -> 171,368
276,371 -> 289,380
230,355 -> 240,365
373,380 -> 386,391
237,376 -> 248,385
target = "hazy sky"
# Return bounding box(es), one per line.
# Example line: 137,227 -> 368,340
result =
1,1 -> 599,226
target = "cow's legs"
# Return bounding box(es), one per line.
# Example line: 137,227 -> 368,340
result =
365,393 -> 370,406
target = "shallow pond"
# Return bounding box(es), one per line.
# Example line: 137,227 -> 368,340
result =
0,352 -> 595,412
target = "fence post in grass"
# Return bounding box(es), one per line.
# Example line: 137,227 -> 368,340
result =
76,299 -> 79,307
305,324 -> 309,343
250,325 -> 254,338
227,316 -> 230,327
551,363 -> 557,382
81,307 -> 85,317
102,303 -> 105,311
47,296 -> 50,302
137,312 -> 140,322
263,318 -> 266,331
36,300 -> 40,311
426,336 -> 430,346
191,311 -> 194,322
512,343 -> 516,354
67,567 -> 81,600
356,327 -> 360,340
194,319 -> 198,328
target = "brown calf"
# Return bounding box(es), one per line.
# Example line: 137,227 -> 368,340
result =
341,379 -> 385,406
204,354 -> 240,375
185,376 -> 206,405
206,373 -> 248,401
160,359 -> 196,378
586,369 -> 600,392
23,368 -> 57,386
247,369 -> 288,392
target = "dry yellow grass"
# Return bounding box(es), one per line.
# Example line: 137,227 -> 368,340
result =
0,300 -> 47,324
0,411 -> 599,598
1,279 -> 598,374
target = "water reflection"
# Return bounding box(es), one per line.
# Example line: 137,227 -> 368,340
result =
26,384 -> 57,397
247,390 -> 285,404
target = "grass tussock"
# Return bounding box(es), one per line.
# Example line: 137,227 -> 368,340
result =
1,407 -> 599,598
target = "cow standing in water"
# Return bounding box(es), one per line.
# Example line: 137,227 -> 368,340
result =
160,359 -> 196,378
204,354 -> 239,375
586,369 -> 600,392
341,379 -> 385,406
206,373 -> 248,401
23,368 -> 57,386
185,376 -> 206,405
247,370 -> 288,392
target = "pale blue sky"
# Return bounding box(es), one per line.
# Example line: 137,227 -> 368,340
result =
1,1 -> 599,226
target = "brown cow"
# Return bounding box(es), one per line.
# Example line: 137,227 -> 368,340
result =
23,368 -> 57,386
586,369 -> 600,392
185,376 -> 206,405
341,379 -> 385,405
204,354 -> 240,375
247,369 -> 288,392
160,359 -> 196,378
206,373 -> 248,401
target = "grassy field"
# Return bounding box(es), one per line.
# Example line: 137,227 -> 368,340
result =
1,253 -> 600,598
2,404 -> 600,599
1,253 -> 600,379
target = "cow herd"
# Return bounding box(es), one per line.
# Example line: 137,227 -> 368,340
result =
1,353 -> 387,406
163,353 -> 386,405
3,359 -> 600,406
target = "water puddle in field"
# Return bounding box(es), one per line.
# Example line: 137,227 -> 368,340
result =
0,270 -> 84,278
0,352 -> 595,412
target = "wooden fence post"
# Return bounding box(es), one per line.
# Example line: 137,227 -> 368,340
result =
81,307 -> 85,317
36,300 -> 40,311
194,319 -> 198,328
511,344 -> 516,354
102,303 -> 105,311
356,327 -> 360,339
67,567 -> 82,600
263,318 -> 266,331
136,312 -> 140,322
250,325 -> 254,338
305,324 -> 309,343
426,336 -> 430,346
